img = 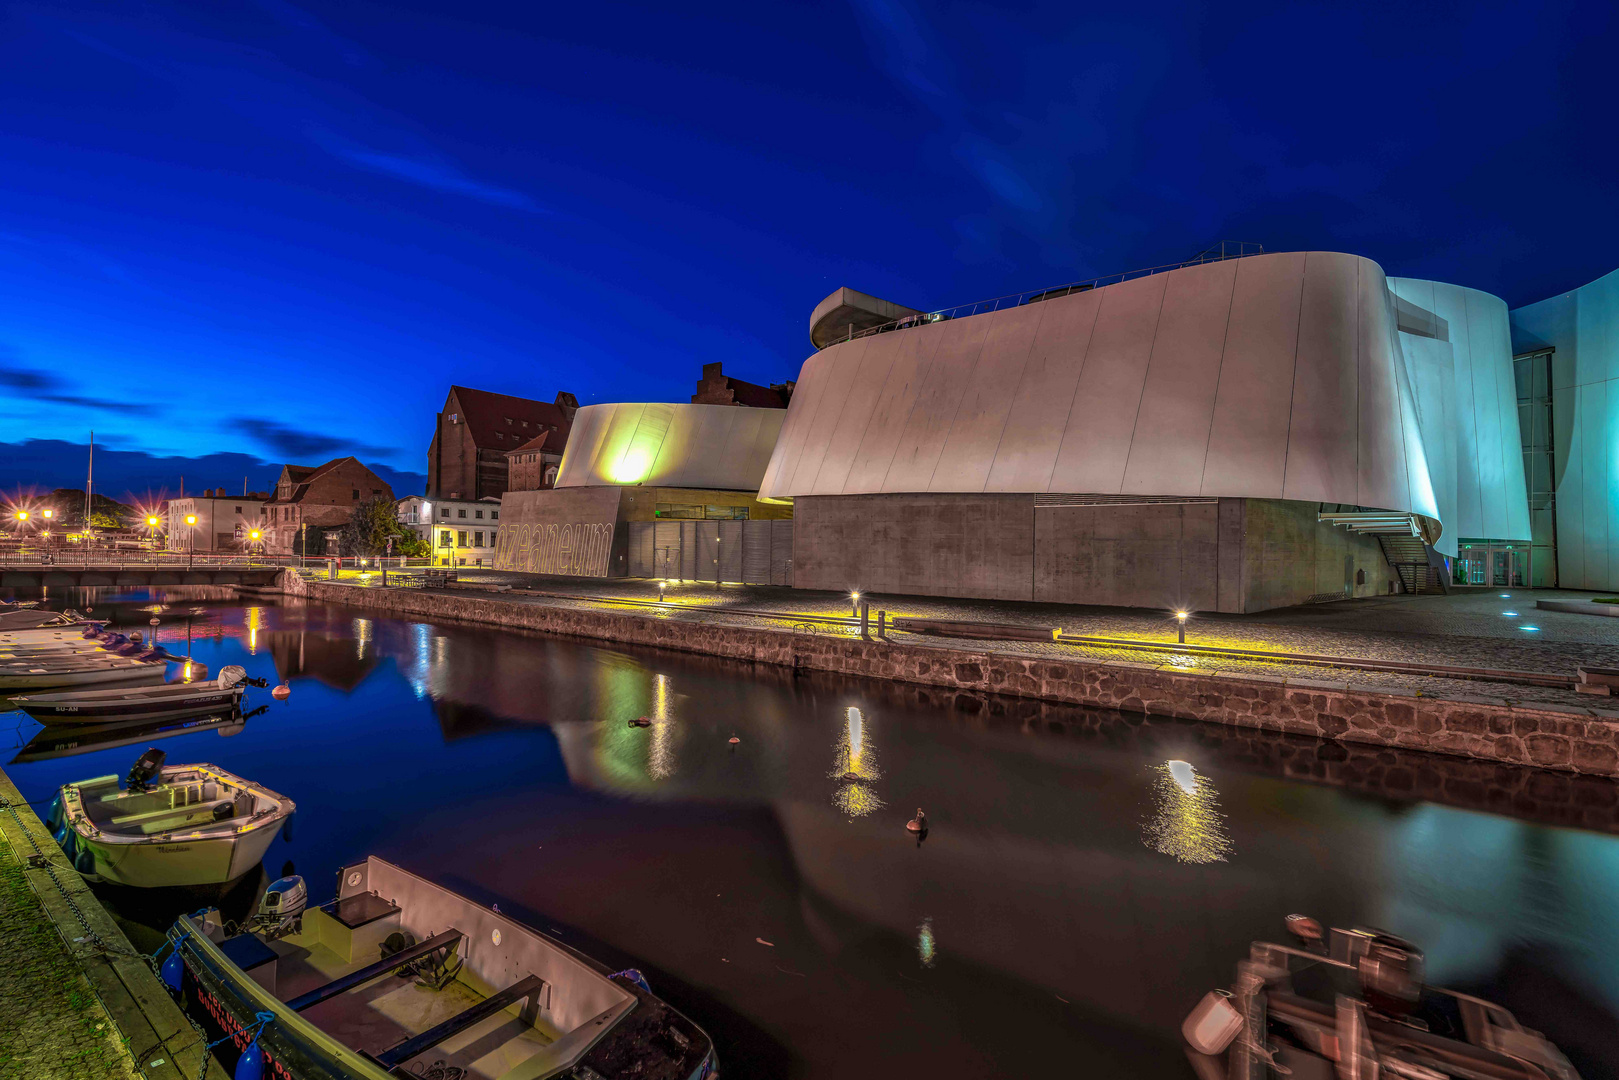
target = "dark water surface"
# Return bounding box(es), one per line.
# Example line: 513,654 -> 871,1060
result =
5,589 -> 1618,1078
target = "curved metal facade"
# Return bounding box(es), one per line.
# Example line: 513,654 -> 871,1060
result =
1387,277 -> 1532,554
555,402 -> 785,492
761,251 -> 1446,537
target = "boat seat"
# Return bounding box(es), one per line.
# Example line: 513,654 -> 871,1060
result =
113,798 -> 237,834
374,974 -> 547,1068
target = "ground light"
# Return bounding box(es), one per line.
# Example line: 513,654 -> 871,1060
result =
1519,625 -> 1540,632
1175,610 -> 1189,644
1502,611 -> 1518,616
1500,593 -> 1512,598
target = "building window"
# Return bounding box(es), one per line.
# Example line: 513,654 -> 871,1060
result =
440,530 -> 451,547
448,412 -> 458,423
504,417 -> 513,425
458,531 -> 468,546
440,507 -> 449,517
474,531 -> 484,546
475,510 -> 484,519
352,490 -> 359,499
491,511 -> 499,520
234,506 -> 242,514
457,509 -> 467,518
372,488 -> 381,496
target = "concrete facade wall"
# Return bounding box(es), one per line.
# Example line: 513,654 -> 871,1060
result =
791,494 -> 1394,612
1510,265 -> 1619,591
494,487 -> 629,576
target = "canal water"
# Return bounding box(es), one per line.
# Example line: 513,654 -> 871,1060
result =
4,589 -> 1617,1079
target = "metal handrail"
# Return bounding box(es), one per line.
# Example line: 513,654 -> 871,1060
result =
825,241 -> 1265,349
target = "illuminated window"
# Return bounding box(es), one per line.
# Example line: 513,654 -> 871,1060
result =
458,531 -> 467,546
474,531 -> 484,546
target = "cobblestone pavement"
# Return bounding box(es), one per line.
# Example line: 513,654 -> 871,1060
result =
0,827 -> 137,1079
328,571 -> 1619,708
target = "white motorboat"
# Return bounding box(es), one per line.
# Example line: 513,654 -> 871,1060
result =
0,608 -> 85,631
0,616 -> 105,646
0,641 -> 207,691
49,749 -> 294,887
13,665 -> 257,723
164,856 -> 717,1080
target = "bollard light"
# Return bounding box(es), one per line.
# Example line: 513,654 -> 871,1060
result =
851,590 -> 861,617
658,580 -> 667,603
1175,610 -> 1189,644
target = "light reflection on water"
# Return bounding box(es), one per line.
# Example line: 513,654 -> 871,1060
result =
3,589 -> 1618,1079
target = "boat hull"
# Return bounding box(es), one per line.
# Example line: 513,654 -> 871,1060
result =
18,686 -> 243,724
69,816 -> 282,887
0,665 -> 168,690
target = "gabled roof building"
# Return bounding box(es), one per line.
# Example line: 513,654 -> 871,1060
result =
427,386 -> 578,500
260,456 -> 394,555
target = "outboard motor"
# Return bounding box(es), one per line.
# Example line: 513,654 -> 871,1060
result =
253,869 -> 307,939
126,748 -> 166,791
216,665 -> 248,690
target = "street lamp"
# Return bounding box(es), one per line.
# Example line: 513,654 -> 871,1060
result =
185,513 -> 197,569
1175,610 -> 1189,644
249,528 -> 262,562
440,528 -> 454,569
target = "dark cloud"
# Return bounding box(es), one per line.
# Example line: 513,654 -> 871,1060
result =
233,417 -> 398,460
0,438 -> 424,502
0,348 -> 159,415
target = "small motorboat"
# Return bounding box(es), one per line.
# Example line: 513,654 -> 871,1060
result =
48,749 -> 294,887
164,856 -> 717,1080
1183,916 -> 1582,1079
0,607 -> 87,631
0,617 -> 106,647
13,665 -> 258,724
0,644 -> 205,691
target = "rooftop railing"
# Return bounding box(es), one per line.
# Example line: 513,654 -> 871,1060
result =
823,241 -> 1265,349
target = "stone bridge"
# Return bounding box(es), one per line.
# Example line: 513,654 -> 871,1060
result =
0,562 -> 284,589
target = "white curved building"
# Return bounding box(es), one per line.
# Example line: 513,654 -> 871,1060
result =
557,402 -> 785,491
764,250 -> 1533,609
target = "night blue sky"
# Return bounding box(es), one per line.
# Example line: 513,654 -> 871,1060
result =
2,0 -> 1615,497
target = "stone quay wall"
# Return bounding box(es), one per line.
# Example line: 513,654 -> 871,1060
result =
282,574 -> 1619,778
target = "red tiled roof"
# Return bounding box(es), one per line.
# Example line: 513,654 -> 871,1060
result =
505,429 -> 564,455
448,386 -> 571,449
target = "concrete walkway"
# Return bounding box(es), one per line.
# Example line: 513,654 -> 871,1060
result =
320,571 -> 1619,707
0,769 -> 211,1080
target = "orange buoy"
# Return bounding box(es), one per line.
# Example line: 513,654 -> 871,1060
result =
728,735 -> 740,746
271,684 -> 291,700
149,617 -> 160,626
906,809 -> 927,833
629,717 -> 651,728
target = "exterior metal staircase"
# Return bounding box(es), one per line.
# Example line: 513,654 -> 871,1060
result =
1318,509 -> 1450,595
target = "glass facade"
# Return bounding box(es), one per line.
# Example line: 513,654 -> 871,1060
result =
1513,350 -> 1558,586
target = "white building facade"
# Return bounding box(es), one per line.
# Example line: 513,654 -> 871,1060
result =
398,495 -> 502,567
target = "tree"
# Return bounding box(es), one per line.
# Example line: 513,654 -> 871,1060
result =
47,489 -> 134,529
337,496 -> 425,557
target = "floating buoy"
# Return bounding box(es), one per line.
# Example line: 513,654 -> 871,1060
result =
271,684 -> 291,700
728,735 -> 740,746
629,717 -> 651,728
840,771 -> 860,783
84,606 -> 93,613
149,617 -> 160,626
906,809 -> 928,833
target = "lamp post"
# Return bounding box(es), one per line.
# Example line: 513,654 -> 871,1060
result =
146,515 -> 159,552
299,521 -> 307,569
440,528 -> 453,569
249,528 -> 262,564
185,514 -> 197,569
1175,610 -> 1189,645
850,590 -> 861,617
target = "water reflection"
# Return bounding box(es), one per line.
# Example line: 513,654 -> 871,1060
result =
917,915 -> 937,969
830,706 -> 883,818
6,592 -> 1619,1079
1141,760 -> 1231,864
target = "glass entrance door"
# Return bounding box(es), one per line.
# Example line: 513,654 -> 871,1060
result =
1456,543 -> 1529,587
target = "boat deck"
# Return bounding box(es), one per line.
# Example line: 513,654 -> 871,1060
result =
266,920 -> 558,1078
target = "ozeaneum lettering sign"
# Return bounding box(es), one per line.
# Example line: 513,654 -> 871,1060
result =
495,522 -> 614,577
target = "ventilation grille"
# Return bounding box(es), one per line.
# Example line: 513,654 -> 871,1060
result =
1034,494 -> 1218,507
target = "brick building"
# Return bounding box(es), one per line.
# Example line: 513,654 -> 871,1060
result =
690,362 -> 794,408
260,457 -> 395,555
504,428 -> 567,493
427,386 -> 578,500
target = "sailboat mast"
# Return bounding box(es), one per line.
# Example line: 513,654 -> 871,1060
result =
86,430 -> 94,536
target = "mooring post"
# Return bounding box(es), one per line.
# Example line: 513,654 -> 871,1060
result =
877,610 -> 887,640
860,600 -> 870,640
